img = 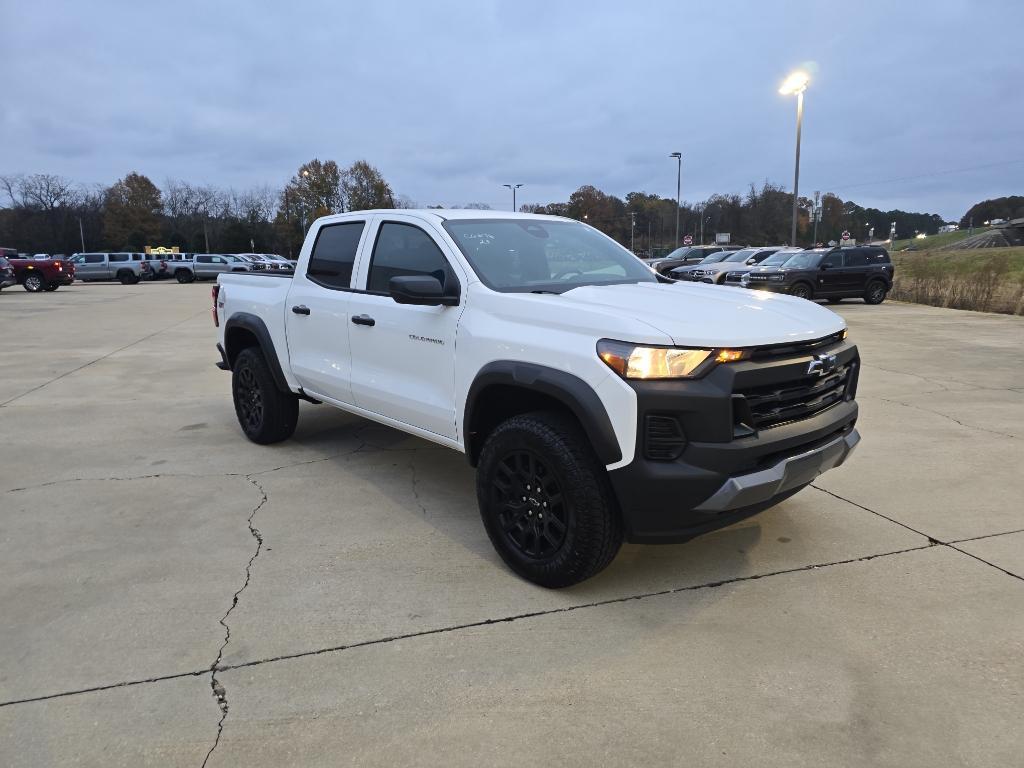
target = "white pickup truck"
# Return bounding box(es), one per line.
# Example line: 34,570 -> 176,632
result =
214,210 -> 861,587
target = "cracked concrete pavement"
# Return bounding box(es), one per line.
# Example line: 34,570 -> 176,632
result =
1,284 -> 1021,766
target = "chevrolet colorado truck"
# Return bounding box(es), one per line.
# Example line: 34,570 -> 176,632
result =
214,211 -> 861,587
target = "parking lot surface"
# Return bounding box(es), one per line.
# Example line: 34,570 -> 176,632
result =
1,283 -> 1022,767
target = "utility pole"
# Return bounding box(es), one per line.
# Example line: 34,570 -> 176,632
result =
630,211 -> 636,253
502,183 -> 523,212
812,190 -> 821,246
203,219 -> 210,253
670,152 -> 682,248
77,217 -> 86,252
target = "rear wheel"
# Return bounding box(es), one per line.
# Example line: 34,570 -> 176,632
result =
476,411 -> 623,588
117,270 -> 139,285
231,347 -> 299,444
175,269 -> 194,284
23,273 -> 44,292
864,281 -> 888,305
789,282 -> 813,300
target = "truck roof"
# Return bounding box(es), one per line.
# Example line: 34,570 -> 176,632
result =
313,209 -> 570,225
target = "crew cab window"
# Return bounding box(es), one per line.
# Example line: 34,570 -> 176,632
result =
131,254 -> 142,261
196,255 -> 212,264
822,252 -> 844,268
308,221 -> 365,289
84,254 -> 105,264
109,254 -> 129,262
367,222 -> 452,294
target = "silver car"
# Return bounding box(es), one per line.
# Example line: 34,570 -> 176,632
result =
68,253 -> 150,284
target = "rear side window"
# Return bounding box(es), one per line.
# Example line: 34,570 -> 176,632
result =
308,221 -> 365,289
845,250 -> 870,267
196,255 -> 212,264
84,254 -> 105,264
131,254 -> 142,261
109,254 -> 129,262
367,222 -> 453,294
869,249 -> 891,263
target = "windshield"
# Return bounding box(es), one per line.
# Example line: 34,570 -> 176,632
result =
760,250 -> 798,266
697,251 -> 730,264
723,249 -> 757,263
781,251 -> 823,269
443,219 -> 657,294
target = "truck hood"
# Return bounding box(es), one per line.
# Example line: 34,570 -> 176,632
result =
560,282 -> 845,347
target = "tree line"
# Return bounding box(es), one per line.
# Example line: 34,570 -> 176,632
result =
1,160 -> 960,257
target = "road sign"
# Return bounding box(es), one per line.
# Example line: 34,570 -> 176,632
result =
841,230 -> 851,241
683,235 -> 693,245
715,232 -> 731,244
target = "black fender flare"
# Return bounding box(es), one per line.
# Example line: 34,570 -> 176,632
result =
223,313 -> 290,392
464,361 -> 622,466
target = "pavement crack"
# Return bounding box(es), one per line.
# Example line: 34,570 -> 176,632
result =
877,397 -> 1019,440
811,484 -> 1024,584
410,461 -> 427,516
200,474 -> 267,767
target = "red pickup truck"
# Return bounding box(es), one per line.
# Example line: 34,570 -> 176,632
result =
0,249 -> 76,292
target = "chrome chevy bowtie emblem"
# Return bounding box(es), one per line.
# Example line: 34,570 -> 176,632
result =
807,353 -> 838,376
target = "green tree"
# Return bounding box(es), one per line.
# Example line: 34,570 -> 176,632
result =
103,172 -> 162,249
343,160 -> 395,211
275,159 -> 344,257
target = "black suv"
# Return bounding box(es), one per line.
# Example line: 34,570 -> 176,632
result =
643,245 -> 738,276
741,245 -> 894,304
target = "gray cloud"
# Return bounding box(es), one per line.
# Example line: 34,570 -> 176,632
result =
3,0 -> 1021,218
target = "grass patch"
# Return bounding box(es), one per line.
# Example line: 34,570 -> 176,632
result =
891,227 -> 990,252
890,247 -> 1024,314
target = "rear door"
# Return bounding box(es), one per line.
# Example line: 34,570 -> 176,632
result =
284,218 -> 369,405
107,253 -> 130,279
346,216 -> 465,438
817,250 -> 845,294
842,248 -> 871,293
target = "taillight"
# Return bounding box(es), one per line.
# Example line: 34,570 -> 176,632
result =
211,284 -> 220,327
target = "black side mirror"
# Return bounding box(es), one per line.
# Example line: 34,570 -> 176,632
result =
389,275 -> 459,306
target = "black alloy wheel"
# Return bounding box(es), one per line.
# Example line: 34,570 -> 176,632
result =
234,364 -> 264,434
864,282 -> 887,305
491,449 -> 568,559
789,282 -> 812,300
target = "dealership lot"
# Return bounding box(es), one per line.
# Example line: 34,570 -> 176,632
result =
1,283 -> 1022,766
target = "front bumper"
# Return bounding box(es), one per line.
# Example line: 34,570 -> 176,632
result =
743,280 -> 787,293
607,339 -> 860,543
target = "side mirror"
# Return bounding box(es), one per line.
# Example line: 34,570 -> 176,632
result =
389,275 -> 459,306
746,258 -> 756,265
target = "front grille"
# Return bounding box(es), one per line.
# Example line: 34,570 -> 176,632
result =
644,415 -> 687,460
735,363 -> 852,430
750,332 -> 846,360
725,271 -> 745,283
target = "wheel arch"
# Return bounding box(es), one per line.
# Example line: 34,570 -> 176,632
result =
223,313 -> 290,392
464,361 -> 622,468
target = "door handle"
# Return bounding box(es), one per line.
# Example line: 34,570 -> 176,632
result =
291,305 -> 311,315
351,314 -> 375,326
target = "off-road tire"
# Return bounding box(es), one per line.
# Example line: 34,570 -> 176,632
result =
476,411 -> 623,588
789,282 -> 813,300
231,347 -> 298,444
23,273 -> 44,292
118,270 -> 139,285
864,281 -> 888,305
175,269 -> 194,284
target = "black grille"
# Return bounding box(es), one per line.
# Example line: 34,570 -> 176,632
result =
750,332 -> 846,360
735,363 -> 851,430
644,415 -> 687,460
724,271 -> 746,283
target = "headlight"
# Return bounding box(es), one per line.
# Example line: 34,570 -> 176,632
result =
597,340 -> 748,380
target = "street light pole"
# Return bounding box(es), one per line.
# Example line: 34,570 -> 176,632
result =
670,152 -> 682,248
779,71 -> 810,247
630,211 -> 636,253
77,217 -> 86,252
502,183 -> 523,212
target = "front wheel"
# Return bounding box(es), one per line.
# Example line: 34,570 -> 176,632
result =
23,273 -> 45,292
231,347 -> 299,444
789,282 -> 813,300
864,281 -> 888,305
476,411 -> 623,588
118,270 -> 139,285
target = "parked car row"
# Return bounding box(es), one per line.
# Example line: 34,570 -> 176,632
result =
63,252 -> 295,284
663,244 -> 895,304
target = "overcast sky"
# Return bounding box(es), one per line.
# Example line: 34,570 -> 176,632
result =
3,0 -> 1021,219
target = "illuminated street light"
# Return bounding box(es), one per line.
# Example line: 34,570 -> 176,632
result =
779,70 -> 810,246
669,152 -> 682,248
502,183 -> 523,211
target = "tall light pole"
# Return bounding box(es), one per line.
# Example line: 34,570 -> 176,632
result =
502,183 -> 523,212
77,217 -> 86,252
669,152 -> 682,248
779,71 -> 810,247
630,211 -> 636,253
